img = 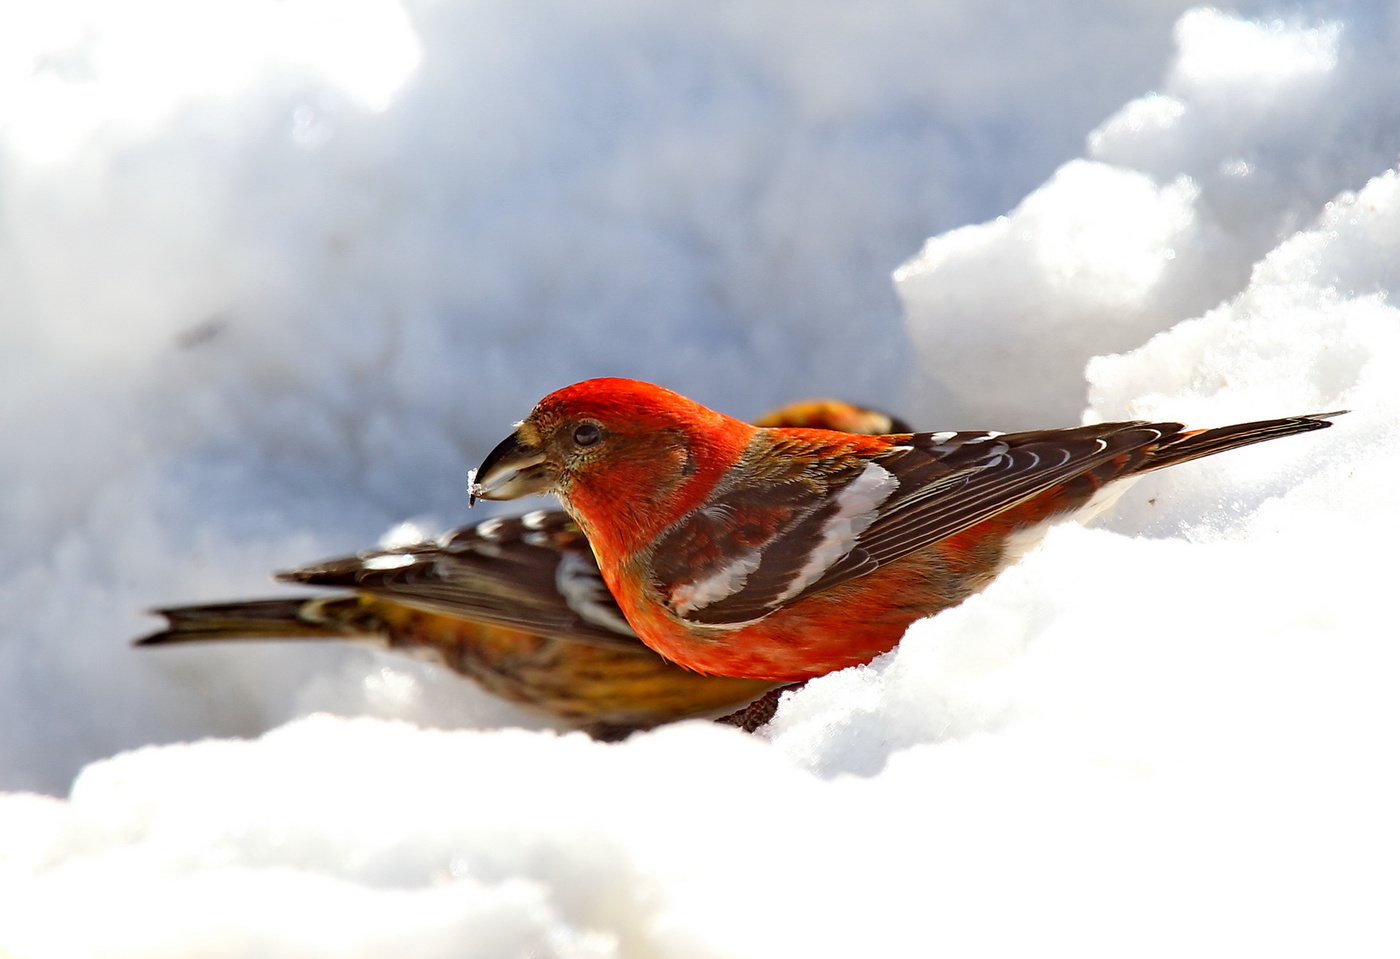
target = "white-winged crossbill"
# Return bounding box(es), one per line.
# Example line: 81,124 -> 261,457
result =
139,399 -> 908,737
471,377 -> 1342,681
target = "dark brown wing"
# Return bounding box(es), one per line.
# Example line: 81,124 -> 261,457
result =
280,510 -> 645,651
839,424 -> 1167,571
664,424 -> 1172,626
664,412 -> 1341,628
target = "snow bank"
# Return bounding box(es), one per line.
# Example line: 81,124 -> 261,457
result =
4,1 -> 1400,956
897,6 -> 1400,426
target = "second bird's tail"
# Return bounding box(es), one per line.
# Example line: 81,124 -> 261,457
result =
136,597 -> 372,646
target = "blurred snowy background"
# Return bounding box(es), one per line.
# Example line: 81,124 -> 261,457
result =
2,0 -> 1399,955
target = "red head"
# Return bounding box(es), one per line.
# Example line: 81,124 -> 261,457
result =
471,378 -> 756,556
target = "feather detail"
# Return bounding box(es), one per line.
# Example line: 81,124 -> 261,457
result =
281,511 -> 644,651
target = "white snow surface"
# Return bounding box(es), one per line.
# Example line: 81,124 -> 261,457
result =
3,1 -> 1399,955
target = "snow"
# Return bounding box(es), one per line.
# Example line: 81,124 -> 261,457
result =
2,0 -> 1399,955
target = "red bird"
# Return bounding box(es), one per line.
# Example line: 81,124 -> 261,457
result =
471,377 -> 1342,681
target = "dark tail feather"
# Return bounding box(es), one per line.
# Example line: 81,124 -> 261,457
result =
1142,411 -> 1346,473
135,597 -> 370,646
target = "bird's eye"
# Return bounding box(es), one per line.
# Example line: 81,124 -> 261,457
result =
573,423 -> 602,447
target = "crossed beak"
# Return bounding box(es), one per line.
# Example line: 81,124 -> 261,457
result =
469,430 -> 557,505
